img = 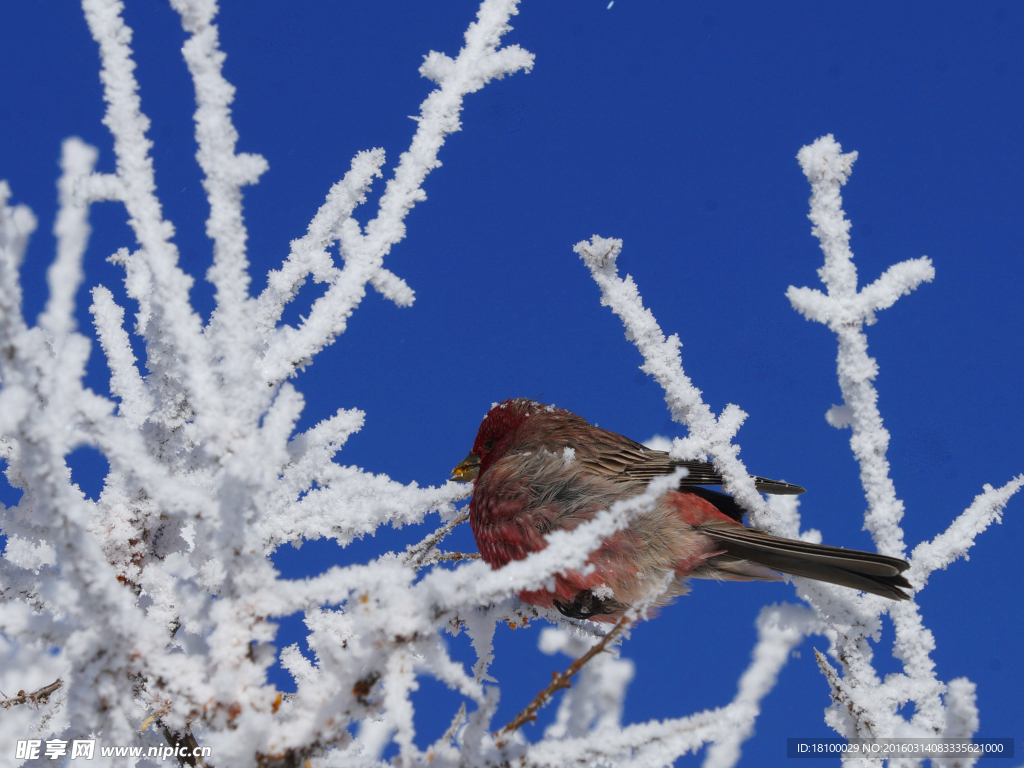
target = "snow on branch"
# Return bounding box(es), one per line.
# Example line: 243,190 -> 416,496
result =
575,236 -> 769,520
38,139 -> 97,338
1,1 -> 547,765
521,604 -> 822,768
256,1 -> 535,385
170,0 -> 270,397
574,135 -> 1020,765
910,479 -> 1023,585
787,134 -> 934,557
785,135 -> 1022,750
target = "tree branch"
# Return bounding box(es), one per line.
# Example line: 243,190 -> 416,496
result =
0,678 -> 63,709
159,721 -> 211,768
496,614 -> 633,739
403,511 -> 470,568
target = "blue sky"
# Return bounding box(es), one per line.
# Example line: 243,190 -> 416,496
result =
2,1 -> 1022,763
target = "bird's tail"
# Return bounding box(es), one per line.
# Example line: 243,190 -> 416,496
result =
695,521 -> 912,600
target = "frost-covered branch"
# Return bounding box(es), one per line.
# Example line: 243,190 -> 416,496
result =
498,612 -> 634,739
574,135 -> 1019,766
0,679 -> 63,710
2,1 -> 539,765
576,237 -> 769,519
787,134 -> 934,558
785,135 -> 1022,751
39,139 -> 97,337
909,479 -> 1023,585
170,0 -> 269,399
702,605 -> 825,768
539,627 -> 635,741
402,512 -> 478,569
518,604 -> 822,768
256,1 -> 534,384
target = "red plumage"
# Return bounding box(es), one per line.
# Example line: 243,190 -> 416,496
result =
452,399 -> 911,622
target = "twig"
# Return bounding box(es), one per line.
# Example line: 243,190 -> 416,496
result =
402,512 -> 470,568
0,678 -> 63,709
159,722 -> 211,768
496,614 -> 633,738
441,702 -> 467,745
419,551 -> 481,566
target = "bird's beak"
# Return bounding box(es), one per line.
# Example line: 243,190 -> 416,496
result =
450,453 -> 481,483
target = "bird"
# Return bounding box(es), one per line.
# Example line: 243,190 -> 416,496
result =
450,398 -> 911,622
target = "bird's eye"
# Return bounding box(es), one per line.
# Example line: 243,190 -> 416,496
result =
483,439 -> 495,452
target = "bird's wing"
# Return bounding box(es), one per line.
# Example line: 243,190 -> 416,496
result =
575,429 -> 806,495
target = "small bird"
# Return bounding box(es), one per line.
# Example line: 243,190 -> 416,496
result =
451,399 -> 911,622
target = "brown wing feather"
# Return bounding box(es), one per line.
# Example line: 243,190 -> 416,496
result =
576,430 -> 806,495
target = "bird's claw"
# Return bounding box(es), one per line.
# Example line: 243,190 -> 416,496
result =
552,590 -> 620,620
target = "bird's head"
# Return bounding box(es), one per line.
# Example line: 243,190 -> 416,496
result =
450,398 -> 542,483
